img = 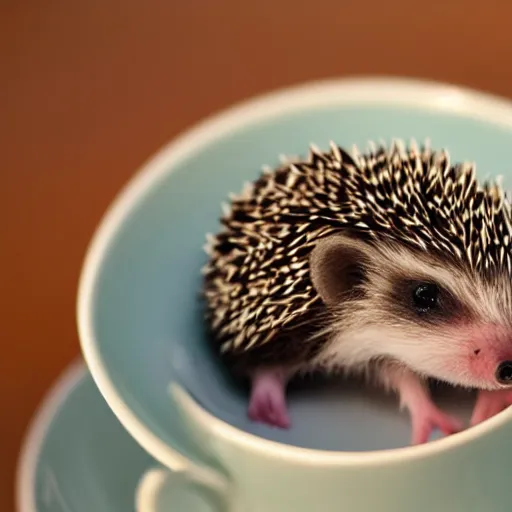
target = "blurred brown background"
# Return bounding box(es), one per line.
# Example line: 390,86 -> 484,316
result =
2,1 -> 512,510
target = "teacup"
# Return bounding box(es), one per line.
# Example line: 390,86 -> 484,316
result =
78,77 -> 512,512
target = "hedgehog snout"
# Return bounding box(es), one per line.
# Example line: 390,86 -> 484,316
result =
495,361 -> 512,385
466,324 -> 512,388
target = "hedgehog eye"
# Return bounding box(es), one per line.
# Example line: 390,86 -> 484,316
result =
412,283 -> 439,312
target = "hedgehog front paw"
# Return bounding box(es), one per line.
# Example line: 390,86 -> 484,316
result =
409,403 -> 462,445
248,368 -> 290,428
470,389 -> 512,426
387,367 -> 463,444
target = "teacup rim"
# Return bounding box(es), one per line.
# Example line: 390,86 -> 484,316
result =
77,75 -> 512,469
170,380 -> 512,466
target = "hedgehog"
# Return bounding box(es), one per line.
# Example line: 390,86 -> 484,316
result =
201,138 -> 512,445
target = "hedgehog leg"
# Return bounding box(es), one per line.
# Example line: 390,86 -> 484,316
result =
379,366 -> 462,445
470,389 -> 512,426
248,367 -> 291,428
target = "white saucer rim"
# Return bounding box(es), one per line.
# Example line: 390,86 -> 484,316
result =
15,359 -> 86,512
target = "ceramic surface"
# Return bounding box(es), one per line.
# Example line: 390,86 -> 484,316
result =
78,77 -> 512,511
16,361 -> 215,512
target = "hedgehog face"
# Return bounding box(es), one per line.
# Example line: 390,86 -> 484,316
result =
310,234 -> 512,391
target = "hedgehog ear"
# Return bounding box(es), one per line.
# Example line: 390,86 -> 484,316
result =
309,235 -> 371,307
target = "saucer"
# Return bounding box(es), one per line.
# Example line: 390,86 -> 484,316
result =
16,360 -> 215,511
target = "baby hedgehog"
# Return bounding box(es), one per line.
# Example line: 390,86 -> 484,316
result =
202,139 -> 512,444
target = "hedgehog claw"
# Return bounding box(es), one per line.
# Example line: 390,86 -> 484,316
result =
383,367 -> 462,444
470,389 -> 512,426
409,402 -> 462,445
248,368 -> 290,428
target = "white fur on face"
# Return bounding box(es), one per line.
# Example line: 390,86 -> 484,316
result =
310,240 -> 512,390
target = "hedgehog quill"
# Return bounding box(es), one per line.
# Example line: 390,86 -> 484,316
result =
202,139 -> 512,445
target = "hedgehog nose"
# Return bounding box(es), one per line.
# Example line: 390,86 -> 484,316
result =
496,361 -> 512,385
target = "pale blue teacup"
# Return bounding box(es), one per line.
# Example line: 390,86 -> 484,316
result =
78,77 -> 512,512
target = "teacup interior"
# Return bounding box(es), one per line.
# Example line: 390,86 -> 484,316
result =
93,99 -> 512,452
